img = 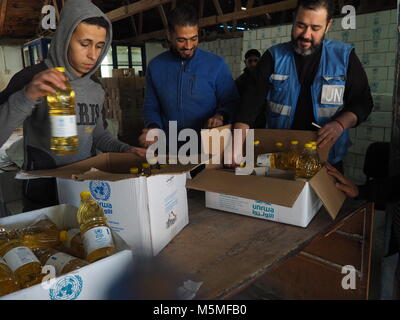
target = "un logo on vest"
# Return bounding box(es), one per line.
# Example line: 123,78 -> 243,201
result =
89,181 -> 111,201
49,275 -> 83,300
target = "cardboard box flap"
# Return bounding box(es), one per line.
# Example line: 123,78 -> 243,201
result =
22,153 -> 205,181
309,166 -> 346,219
187,169 -> 306,208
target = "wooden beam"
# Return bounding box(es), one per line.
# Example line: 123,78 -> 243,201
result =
212,0 -> 228,32
138,11 -> 143,35
247,0 -> 254,10
198,0 -> 204,19
158,4 -> 168,29
171,0 -> 176,9
0,0 -> 8,34
200,0 -> 297,25
125,0 -> 297,42
107,0 -> 173,22
233,0 -> 241,29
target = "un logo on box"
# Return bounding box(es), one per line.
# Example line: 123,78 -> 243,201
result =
89,181 -> 111,201
49,275 -> 83,300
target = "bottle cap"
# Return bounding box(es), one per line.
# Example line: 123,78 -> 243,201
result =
59,231 -> 68,242
275,142 -> 284,147
310,141 -> 317,145
130,168 -> 139,174
311,145 -> 317,150
304,143 -> 312,148
80,191 -> 91,200
290,140 -> 299,145
239,162 -> 246,168
55,67 -> 66,73
254,140 -> 260,146
142,163 -> 151,169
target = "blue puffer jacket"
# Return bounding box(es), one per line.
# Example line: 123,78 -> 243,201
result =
144,48 -> 239,133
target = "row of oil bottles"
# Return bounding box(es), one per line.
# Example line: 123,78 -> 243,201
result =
129,160 -> 168,177
253,140 -> 323,179
0,191 -> 115,297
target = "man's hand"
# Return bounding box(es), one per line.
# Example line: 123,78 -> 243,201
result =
206,114 -> 224,129
125,147 -> 147,158
25,68 -> 67,101
317,120 -> 344,148
224,122 -> 249,168
138,128 -> 159,148
326,163 -> 359,198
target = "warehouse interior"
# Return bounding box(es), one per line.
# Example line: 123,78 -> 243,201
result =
0,0 -> 399,301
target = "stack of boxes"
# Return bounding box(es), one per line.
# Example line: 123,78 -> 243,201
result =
199,37 -> 243,79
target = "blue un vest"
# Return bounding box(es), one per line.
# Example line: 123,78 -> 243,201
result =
266,40 -> 353,164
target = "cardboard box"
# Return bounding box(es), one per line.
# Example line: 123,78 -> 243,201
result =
0,204 -> 134,300
20,153 -> 199,256
187,128 -> 346,228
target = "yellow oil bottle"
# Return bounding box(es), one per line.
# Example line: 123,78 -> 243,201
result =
47,67 -> 78,155
256,142 -> 287,169
16,218 -> 68,250
141,163 -> 151,176
0,230 -> 43,289
34,247 -> 89,276
296,144 -> 322,179
77,191 -> 116,263
60,229 -> 85,260
287,140 -> 301,171
0,257 -> 20,296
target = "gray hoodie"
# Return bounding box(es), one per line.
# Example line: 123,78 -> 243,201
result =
0,0 -> 131,170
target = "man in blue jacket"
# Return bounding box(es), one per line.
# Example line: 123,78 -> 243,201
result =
233,0 -> 373,171
139,3 -> 238,149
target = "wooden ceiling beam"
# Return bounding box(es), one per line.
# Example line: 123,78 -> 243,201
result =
124,0 -> 297,42
158,4 -> 168,30
107,0 -> 173,23
247,0 -> 254,10
0,0 -> 8,35
212,0 -> 228,32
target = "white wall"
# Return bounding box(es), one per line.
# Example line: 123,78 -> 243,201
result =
0,45 -> 23,91
145,42 -> 167,66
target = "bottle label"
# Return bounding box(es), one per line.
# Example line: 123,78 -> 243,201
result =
83,227 -> 114,256
65,229 -> 80,249
45,252 -> 76,276
257,153 -> 274,167
3,246 -> 40,272
50,115 -> 77,138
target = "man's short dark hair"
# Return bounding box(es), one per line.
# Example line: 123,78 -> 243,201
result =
168,3 -> 199,33
82,17 -> 109,29
245,49 -> 261,60
295,0 -> 335,22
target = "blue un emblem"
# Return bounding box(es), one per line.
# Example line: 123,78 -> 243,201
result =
49,275 -> 83,300
89,181 -> 111,201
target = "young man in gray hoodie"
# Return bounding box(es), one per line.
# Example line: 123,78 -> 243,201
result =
0,0 -> 145,210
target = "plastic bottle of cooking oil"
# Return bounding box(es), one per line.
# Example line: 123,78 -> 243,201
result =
47,67 -> 78,155
77,191 -> 116,263
296,144 -> 322,179
0,257 -> 20,296
0,229 -> 43,288
16,218 -> 68,250
287,140 -> 301,171
59,229 -> 85,260
33,247 -> 89,276
256,142 -> 287,169
141,163 -> 151,176
129,167 -> 139,175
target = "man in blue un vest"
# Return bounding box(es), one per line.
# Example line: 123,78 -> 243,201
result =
234,0 -> 373,171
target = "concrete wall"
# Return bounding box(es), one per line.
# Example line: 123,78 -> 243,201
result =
145,42 -> 167,66
0,45 -> 23,91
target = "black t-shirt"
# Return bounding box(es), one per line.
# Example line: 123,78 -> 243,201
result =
235,42 -> 374,130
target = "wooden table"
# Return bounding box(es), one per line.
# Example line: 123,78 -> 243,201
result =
158,190 -> 374,300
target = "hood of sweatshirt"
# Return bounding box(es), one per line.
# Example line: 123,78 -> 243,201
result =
45,0 -> 112,82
